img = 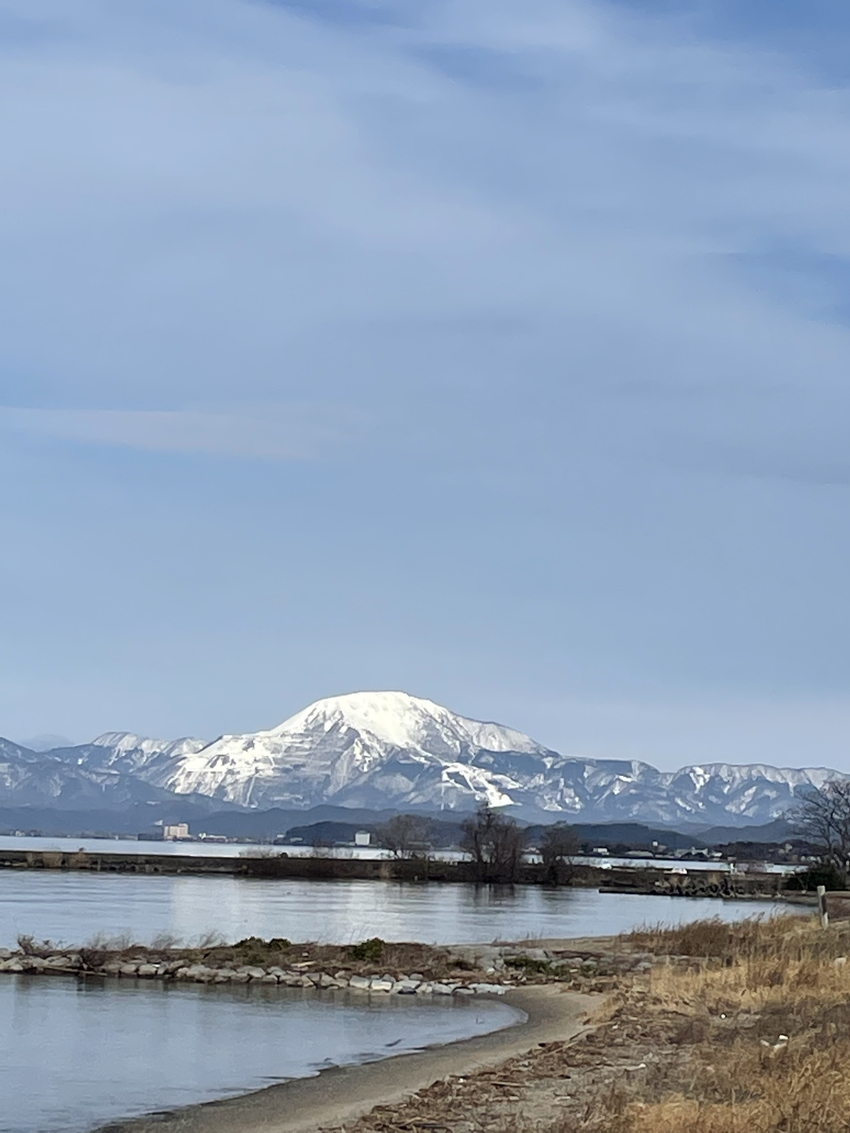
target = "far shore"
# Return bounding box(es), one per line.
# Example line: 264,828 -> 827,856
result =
0,845 -> 793,898
94,985 -> 597,1133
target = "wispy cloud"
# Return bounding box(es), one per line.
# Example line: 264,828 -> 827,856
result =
4,1 -> 850,757
0,404 -> 363,460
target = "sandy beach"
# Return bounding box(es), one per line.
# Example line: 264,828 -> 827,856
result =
97,986 -> 597,1133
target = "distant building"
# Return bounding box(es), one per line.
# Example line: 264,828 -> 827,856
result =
162,823 -> 190,841
354,830 -> 371,847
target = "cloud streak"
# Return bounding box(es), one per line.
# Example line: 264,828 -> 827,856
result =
3,1 -> 850,763
1,404 -> 363,460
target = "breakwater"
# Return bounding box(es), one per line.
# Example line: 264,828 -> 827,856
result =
0,933 -> 656,998
0,847 -> 793,897
597,865 -> 788,899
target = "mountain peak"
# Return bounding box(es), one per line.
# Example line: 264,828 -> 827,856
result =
271,691 -> 547,756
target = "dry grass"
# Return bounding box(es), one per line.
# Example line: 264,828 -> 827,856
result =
327,915 -> 850,1133
551,915 -> 850,1133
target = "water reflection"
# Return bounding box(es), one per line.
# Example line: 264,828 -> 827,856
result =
0,870 -> 780,949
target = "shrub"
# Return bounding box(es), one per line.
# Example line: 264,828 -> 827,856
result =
786,863 -> 846,891
504,955 -> 553,974
349,937 -> 385,962
233,935 -> 291,951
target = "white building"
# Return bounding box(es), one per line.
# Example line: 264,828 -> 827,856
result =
162,823 -> 190,841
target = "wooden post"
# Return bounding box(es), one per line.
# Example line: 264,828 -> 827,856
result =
817,884 -> 830,929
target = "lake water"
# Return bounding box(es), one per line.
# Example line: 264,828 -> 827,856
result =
0,870 -> 782,950
0,865 -> 791,1133
0,974 -> 521,1133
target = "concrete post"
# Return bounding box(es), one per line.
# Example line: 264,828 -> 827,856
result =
817,884 -> 830,929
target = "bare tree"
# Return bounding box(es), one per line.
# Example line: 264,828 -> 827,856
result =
460,804 -> 525,883
792,779 -> 850,885
539,822 -> 579,885
376,814 -> 430,859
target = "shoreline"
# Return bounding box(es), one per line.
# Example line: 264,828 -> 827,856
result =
0,846 -> 793,898
94,985 -> 598,1133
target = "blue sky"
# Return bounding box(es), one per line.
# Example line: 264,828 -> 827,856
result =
3,0 -> 850,769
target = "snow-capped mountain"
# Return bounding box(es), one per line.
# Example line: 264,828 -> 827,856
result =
10,692 -> 844,824
0,737 -> 194,810
52,732 -> 208,781
147,691 -> 549,810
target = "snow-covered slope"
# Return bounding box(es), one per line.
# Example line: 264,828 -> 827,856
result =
14,692 -> 844,824
0,738 -> 195,810
49,732 -> 208,781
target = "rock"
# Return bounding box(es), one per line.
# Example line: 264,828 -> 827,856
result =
100,961 -> 123,975
369,977 -> 394,992
348,975 -> 371,990
213,971 -> 232,983
279,973 -> 303,986
119,963 -> 140,976
0,949 -> 11,961
136,963 -> 159,977
237,966 -> 267,980
416,982 -> 434,995
299,975 -> 315,987
409,973 -> 425,981
182,964 -> 213,981
230,972 -> 251,983
394,979 -> 420,994
0,959 -> 23,972
834,956 -> 847,966
454,986 -> 475,995
469,983 -> 506,995
429,983 -> 454,995
260,973 -> 279,984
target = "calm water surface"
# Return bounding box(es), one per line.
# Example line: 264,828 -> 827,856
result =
0,975 -> 520,1133
0,870 -> 781,949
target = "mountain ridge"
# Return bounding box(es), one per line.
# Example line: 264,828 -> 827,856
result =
6,691 -> 842,825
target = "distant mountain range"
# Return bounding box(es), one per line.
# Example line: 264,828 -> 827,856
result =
1,691 -> 840,827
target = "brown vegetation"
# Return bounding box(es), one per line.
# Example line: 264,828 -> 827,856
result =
326,914 -> 850,1133
47,933 -> 489,983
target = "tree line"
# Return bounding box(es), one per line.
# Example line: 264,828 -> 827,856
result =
377,806 -> 578,884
